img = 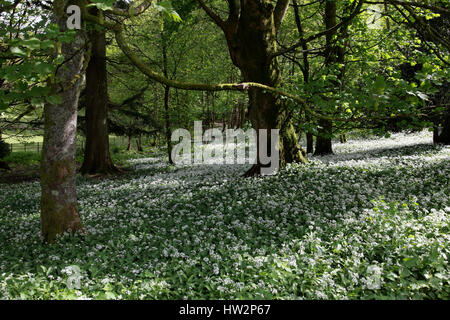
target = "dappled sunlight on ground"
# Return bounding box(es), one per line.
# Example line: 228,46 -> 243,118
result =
0,131 -> 448,299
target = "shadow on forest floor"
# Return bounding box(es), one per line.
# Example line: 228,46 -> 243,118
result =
0,136 -> 449,299
313,143 -> 444,163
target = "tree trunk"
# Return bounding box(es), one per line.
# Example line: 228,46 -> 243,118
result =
161,39 -> 173,164
306,132 -> 314,154
80,11 -> 117,175
315,0 -> 337,156
127,135 -> 132,151
136,135 -> 143,152
315,119 -> 333,155
220,0 -> 306,175
164,85 -> 173,163
293,0 -> 314,155
0,161 -> 11,171
40,0 -> 84,243
434,108 -> 450,145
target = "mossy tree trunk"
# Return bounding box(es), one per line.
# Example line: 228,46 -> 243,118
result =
41,0 -> 85,243
80,9 -> 117,175
200,0 -> 307,175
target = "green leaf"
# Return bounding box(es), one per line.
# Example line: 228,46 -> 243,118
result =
169,11 -> 182,23
374,76 -> 386,94
154,0 -> 172,12
29,86 -> 51,97
86,0 -> 115,11
416,92 -> 429,101
403,257 -> 418,268
40,39 -> 55,50
10,47 -> 27,58
153,0 -> 182,22
0,101 -> 8,111
34,61 -> 54,75
46,95 -> 62,105
105,291 -> 116,299
22,38 -> 41,50
30,97 -> 45,108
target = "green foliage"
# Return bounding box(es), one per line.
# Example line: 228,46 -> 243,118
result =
0,7 -> 77,113
3,151 -> 40,166
86,0 -> 116,11
153,0 -> 182,22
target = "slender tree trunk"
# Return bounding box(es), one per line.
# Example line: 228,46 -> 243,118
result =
127,135 -> 132,151
136,135 -> 143,152
293,0 -> 314,155
164,85 -> 173,163
434,108 -> 450,145
40,0 -> 84,243
161,39 -> 173,164
315,0 -> 337,156
433,81 -> 450,145
0,131 -> 11,170
239,101 -> 246,128
152,82 -> 159,121
80,10 -> 117,175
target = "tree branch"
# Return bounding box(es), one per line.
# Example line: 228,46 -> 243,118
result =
197,0 -> 227,31
271,0 -> 364,59
274,0 -> 290,31
385,0 -> 450,15
106,0 -> 153,17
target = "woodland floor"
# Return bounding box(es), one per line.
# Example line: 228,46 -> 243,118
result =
0,130 -> 449,299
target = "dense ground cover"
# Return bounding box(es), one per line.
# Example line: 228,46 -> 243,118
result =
0,131 -> 448,299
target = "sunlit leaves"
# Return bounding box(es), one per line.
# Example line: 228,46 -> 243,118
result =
0,15 -> 76,112
153,0 -> 182,23
86,0 -> 116,11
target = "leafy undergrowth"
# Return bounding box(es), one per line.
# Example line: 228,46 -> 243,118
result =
0,131 -> 448,299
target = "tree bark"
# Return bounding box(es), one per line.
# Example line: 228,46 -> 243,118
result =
162,41 -> 173,163
292,0 -> 315,155
80,10 -> 117,175
217,0 -> 307,175
127,135 -> 132,151
136,135 -> 143,152
315,0 -> 337,156
40,0 -> 84,243
164,85 -> 173,163
434,108 -> 450,145
306,132 -> 314,154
